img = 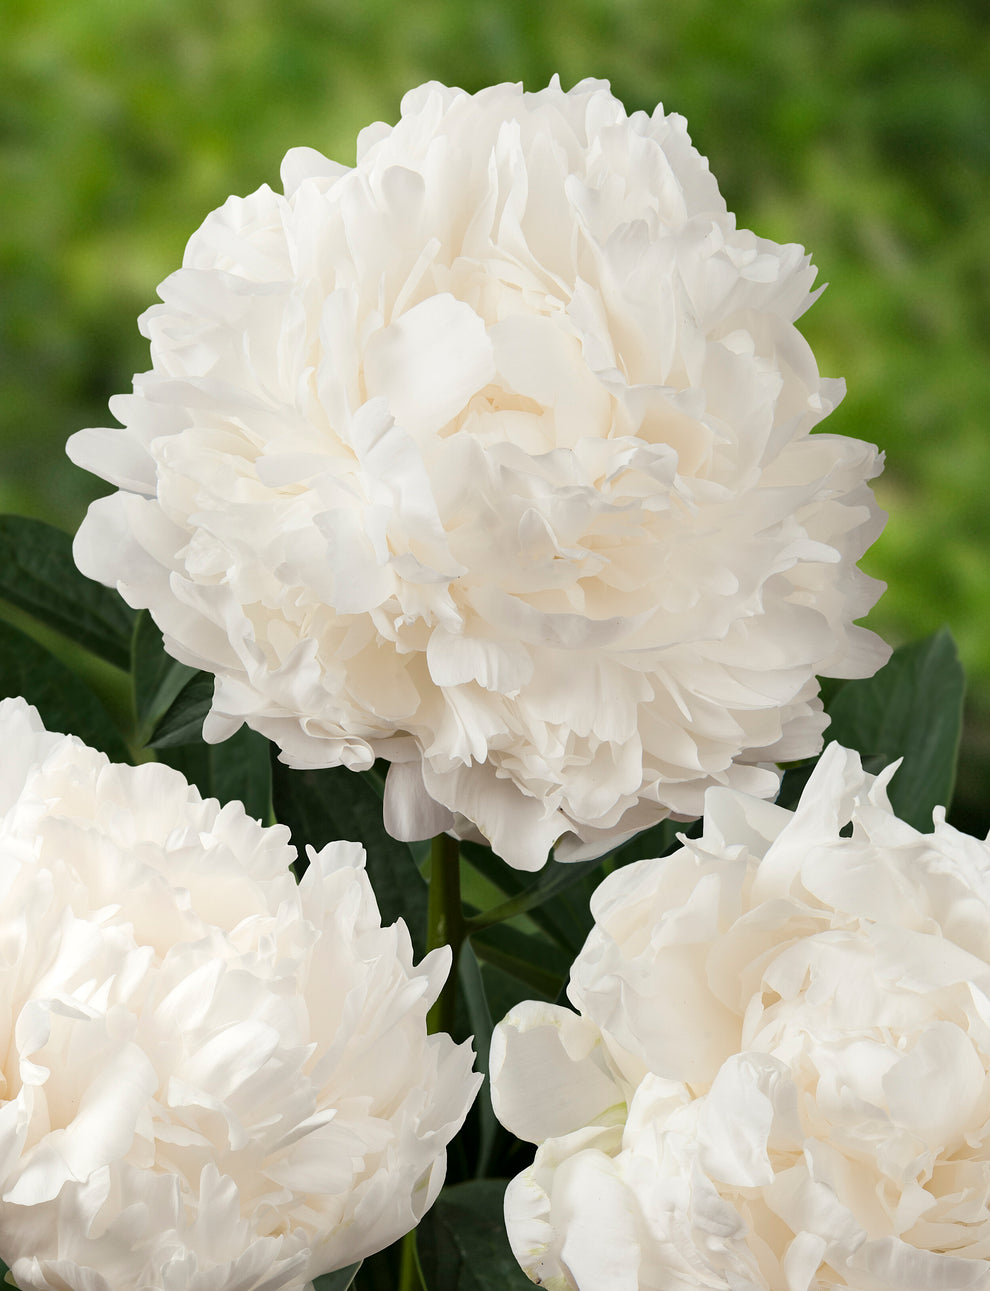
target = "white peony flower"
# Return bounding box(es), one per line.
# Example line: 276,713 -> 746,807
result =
69,77 -> 888,871
0,697 -> 480,1291
491,744 -> 990,1290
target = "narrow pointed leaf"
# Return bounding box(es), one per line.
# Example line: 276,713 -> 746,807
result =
463,842 -> 604,948
132,609 -> 198,741
458,944 -> 497,1178
0,515 -> 135,668
148,671 -> 214,748
470,923 -> 570,1000
464,841 -> 601,908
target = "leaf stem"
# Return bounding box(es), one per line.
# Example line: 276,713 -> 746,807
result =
426,832 -> 464,1037
462,888 -> 535,933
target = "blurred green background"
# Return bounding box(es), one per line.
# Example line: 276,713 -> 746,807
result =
2,0 -> 989,820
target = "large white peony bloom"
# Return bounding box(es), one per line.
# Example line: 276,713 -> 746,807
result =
69,77 -> 888,871
491,744 -> 990,1290
0,697 -> 480,1291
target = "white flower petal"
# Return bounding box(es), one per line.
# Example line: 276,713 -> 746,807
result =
490,1002 -> 623,1144
0,698 -> 480,1286
363,293 -> 495,436
279,146 -> 349,196
70,78 -> 887,869
382,759 -> 457,841
493,746 -> 990,1287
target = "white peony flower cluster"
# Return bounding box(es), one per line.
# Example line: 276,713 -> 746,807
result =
0,697 -> 480,1291
491,744 -> 990,1290
69,77 -> 888,871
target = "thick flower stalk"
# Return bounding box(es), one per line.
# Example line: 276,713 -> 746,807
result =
0,697 -> 480,1291
491,744 -> 990,1290
70,77 -> 887,870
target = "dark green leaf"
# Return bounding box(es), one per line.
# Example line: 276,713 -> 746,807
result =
465,849 -> 600,959
160,725 -> 273,822
148,671 -> 214,748
463,821 -> 701,959
271,762 -> 428,956
458,944 -> 497,1178
470,923 -> 570,1000
609,817 -> 692,867
0,618 -> 131,762
464,845 -> 604,948
823,629 -> 965,829
312,1262 -> 362,1291
775,761 -> 817,812
132,609 -> 198,740
514,854 -> 605,918
133,615 -> 272,818
0,515 -> 135,669
522,876 -> 599,959
209,725 -> 273,823
359,761 -> 389,800
446,949 -> 545,1187
416,1180 -> 532,1291
478,961 -> 546,1029
352,1245 -> 403,1291
458,840 -> 523,899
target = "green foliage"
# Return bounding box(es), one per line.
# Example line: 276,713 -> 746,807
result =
161,725 -> 274,824
778,631 -> 966,831
415,1180 -> 533,1291
0,516 -> 134,668
470,922 -> 572,1000
463,843 -> 604,958
825,629 -> 965,829
0,618 -> 131,761
271,761 -> 429,954
132,608 -> 198,742
457,946 -> 498,1179
145,671 -> 214,748
313,1264 -> 363,1291
131,607 -> 274,818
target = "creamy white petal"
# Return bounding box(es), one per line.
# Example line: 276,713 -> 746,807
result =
490,1002 -> 624,1144
0,698 -> 480,1287
492,746 -> 990,1288
364,294 -> 495,436
70,77 -> 887,870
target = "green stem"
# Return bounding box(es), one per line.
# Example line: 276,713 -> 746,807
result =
426,832 -> 465,1036
397,1228 -> 422,1291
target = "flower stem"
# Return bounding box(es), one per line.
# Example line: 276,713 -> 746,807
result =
397,1228 -> 423,1291
426,832 -> 464,1036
